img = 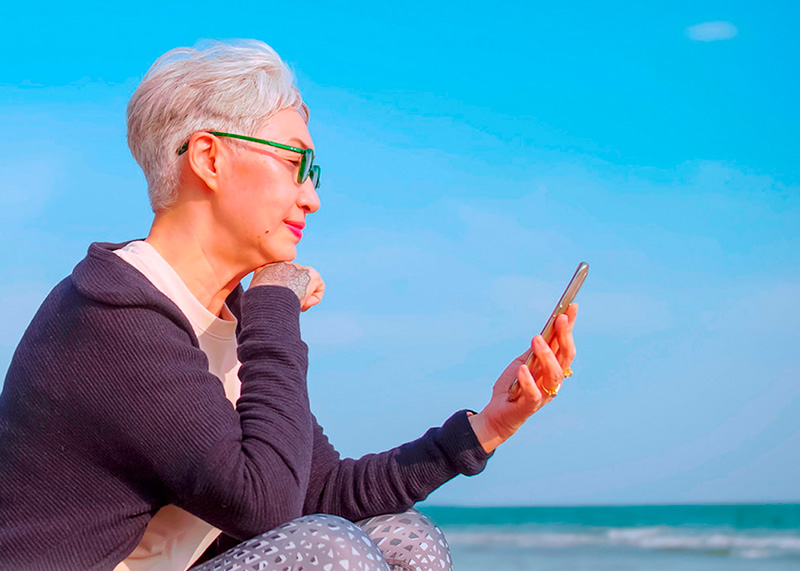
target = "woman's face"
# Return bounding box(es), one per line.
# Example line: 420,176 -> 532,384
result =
214,108 -> 320,271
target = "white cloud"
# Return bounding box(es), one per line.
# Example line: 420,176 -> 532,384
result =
685,21 -> 738,42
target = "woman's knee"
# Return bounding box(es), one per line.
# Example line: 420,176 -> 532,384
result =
357,509 -> 453,571
194,514 -> 390,571
292,514 -> 389,568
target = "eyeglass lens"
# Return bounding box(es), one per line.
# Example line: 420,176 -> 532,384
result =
299,149 -> 320,189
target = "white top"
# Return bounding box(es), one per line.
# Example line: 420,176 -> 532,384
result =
112,240 -> 242,571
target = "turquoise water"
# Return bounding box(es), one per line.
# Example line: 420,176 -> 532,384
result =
419,505 -> 800,570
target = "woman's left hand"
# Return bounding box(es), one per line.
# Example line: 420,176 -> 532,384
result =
468,303 -> 578,453
250,262 -> 325,312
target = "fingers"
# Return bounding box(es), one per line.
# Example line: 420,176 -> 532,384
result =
301,290 -> 324,311
503,304 -> 579,416
532,334 -> 564,395
301,278 -> 325,311
553,304 -> 578,370
511,304 -> 580,368
565,302 -> 578,327
554,314 -> 576,369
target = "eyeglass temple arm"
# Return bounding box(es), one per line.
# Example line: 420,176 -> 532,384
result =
177,132 -> 309,156
209,132 -> 307,154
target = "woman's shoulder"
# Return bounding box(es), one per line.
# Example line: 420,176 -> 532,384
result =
71,240 -> 186,315
5,243 -> 214,412
12,241 -> 203,381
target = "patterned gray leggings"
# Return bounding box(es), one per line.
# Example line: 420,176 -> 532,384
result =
192,509 -> 453,571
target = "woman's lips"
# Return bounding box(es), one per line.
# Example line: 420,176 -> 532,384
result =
284,221 -> 304,240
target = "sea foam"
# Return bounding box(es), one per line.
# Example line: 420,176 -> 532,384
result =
443,526 -> 800,559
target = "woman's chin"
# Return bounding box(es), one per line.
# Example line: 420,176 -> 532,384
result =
257,247 -> 297,267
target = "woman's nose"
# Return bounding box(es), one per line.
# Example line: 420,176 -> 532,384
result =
298,181 -> 320,213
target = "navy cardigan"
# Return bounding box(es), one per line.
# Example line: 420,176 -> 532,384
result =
0,241 -> 490,570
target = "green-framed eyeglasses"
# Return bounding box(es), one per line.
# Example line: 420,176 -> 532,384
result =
178,131 -> 321,189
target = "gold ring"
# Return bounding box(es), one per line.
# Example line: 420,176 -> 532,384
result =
562,367 -> 574,379
542,381 -> 561,397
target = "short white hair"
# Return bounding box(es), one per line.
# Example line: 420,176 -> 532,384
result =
127,39 -> 309,212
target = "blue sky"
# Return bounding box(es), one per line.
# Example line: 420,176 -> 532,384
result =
1,1 -> 798,506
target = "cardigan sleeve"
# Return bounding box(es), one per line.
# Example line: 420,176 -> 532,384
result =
84,285 -> 314,539
78,281 -> 490,537
302,411 -> 492,520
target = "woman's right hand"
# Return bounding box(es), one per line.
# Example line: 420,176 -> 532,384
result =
468,303 -> 578,453
250,262 -> 325,311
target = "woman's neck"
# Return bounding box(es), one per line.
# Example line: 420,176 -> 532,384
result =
145,208 -> 247,319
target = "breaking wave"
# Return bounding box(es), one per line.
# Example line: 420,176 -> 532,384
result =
444,526 -> 800,559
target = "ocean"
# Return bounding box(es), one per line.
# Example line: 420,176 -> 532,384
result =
418,504 -> 800,570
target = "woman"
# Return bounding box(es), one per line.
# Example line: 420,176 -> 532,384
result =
0,40 -> 578,571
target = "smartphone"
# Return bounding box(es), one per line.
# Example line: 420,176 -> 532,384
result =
507,262 -> 589,400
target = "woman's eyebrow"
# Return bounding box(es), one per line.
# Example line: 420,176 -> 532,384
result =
285,137 -> 313,150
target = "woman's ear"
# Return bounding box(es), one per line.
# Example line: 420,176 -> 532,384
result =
186,132 -> 224,192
